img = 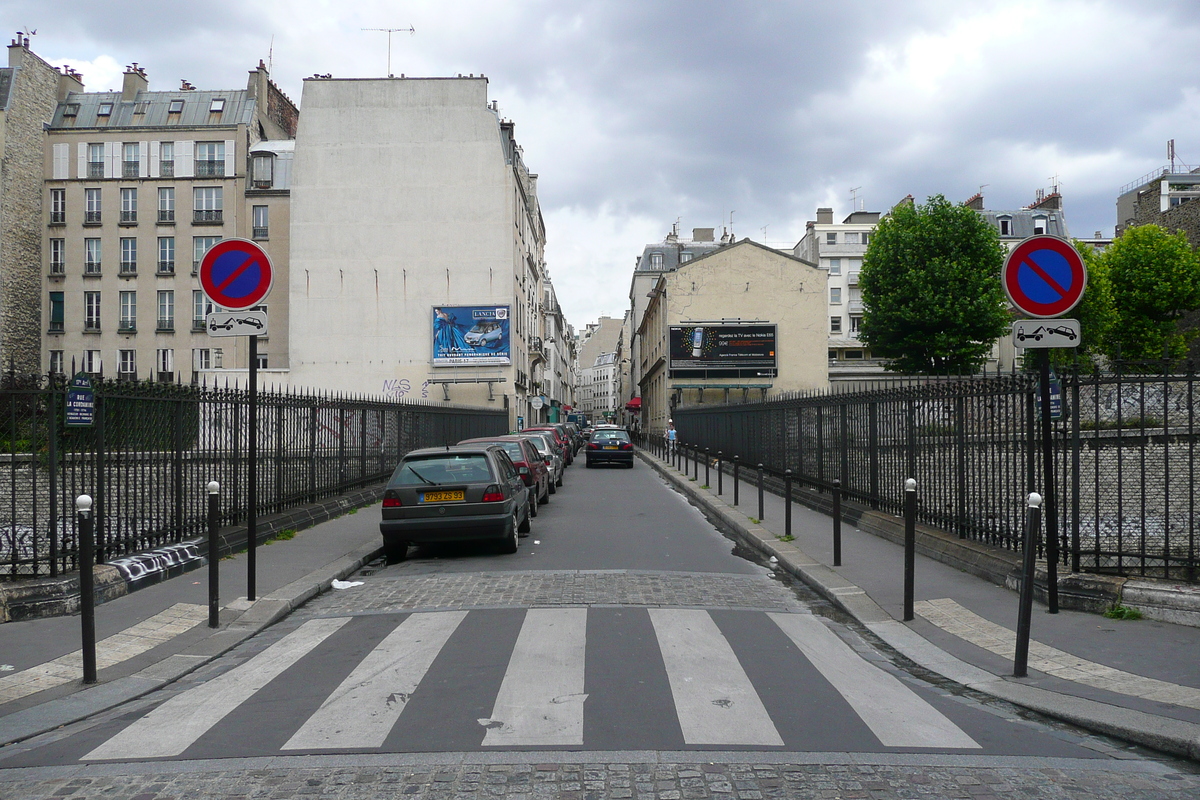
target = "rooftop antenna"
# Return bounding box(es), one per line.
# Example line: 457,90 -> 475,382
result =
1168,139 -> 1176,172
978,183 -> 989,195
362,26 -> 415,77
849,186 -> 862,211
1048,173 -> 1060,195
267,34 -> 274,74
761,224 -> 769,240
729,210 -> 735,238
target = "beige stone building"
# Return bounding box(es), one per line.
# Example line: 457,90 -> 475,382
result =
42,60 -> 297,382
636,239 -> 828,435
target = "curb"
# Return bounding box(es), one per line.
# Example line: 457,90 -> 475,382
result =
0,541 -> 383,748
640,449 -> 1200,762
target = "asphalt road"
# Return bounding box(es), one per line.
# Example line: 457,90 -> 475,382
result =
3,457 -> 1200,799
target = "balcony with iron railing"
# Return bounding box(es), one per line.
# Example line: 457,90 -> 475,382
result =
158,209 -> 175,224
156,318 -> 174,332
85,211 -> 101,225
87,162 -> 104,179
160,162 -> 174,178
120,210 -> 137,224
118,320 -> 137,333
84,321 -> 101,333
84,261 -> 102,275
49,211 -> 65,225
119,261 -> 137,276
193,209 -> 223,224
49,260 -> 65,276
123,162 -> 139,179
195,160 -> 225,178
157,261 -> 175,275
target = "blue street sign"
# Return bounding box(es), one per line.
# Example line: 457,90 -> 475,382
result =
65,373 -> 95,427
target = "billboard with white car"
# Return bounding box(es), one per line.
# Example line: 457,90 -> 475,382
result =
432,305 -> 511,366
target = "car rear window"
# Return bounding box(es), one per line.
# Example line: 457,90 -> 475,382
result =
592,430 -> 630,442
499,442 -> 526,462
392,454 -> 493,485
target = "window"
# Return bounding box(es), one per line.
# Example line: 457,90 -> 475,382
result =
159,141 -> 175,178
122,142 -> 139,178
193,236 -> 221,274
158,187 -> 175,223
85,291 -> 101,331
998,217 -> 1011,236
120,238 -> 137,273
49,350 -> 64,375
97,103 -> 113,117
195,142 -> 225,177
84,350 -> 102,375
158,237 -> 175,274
1033,215 -> 1047,235
843,349 -> 864,360
826,232 -> 837,245
120,187 -> 137,222
49,292 -> 64,333
650,252 -> 664,269
119,291 -> 137,331
680,252 -> 693,264
193,348 -> 211,371
828,258 -> 841,276
830,287 -> 842,304
830,316 -> 842,334
157,290 -> 174,331
87,143 -> 104,178
252,205 -> 268,239
119,349 -> 136,376
168,99 -> 184,114
209,98 -> 225,113
256,353 -> 268,369
850,315 -> 862,334
157,348 -> 174,381
862,233 -> 870,246
85,188 -> 102,223
62,103 -> 79,118
50,189 -> 66,224
50,239 -> 65,274
84,238 -> 102,274
251,154 -> 273,188
193,187 -> 223,223
845,232 -> 859,245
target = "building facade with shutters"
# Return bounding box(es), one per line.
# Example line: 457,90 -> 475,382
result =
41,60 -> 296,383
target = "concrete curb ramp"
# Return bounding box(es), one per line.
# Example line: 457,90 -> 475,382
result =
639,449 -> 1200,762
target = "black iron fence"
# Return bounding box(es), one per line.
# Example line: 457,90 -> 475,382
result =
667,364 -> 1200,582
1,373 -> 506,578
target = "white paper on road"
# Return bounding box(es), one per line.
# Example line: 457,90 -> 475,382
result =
282,611 -> 467,750
768,612 -> 979,749
481,608 -> 587,746
83,617 -> 350,760
649,608 -> 783,746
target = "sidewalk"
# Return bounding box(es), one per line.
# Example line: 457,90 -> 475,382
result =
641,447 -> 1200,762
0,502 -> 384,747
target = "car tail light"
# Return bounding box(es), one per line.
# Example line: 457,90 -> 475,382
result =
382,493 -> 402,507
587,443 -> 598,450
620,442 -> 633,450
482,484 -> 504,502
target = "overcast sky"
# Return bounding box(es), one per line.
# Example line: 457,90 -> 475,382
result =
15,1 -> 1200,330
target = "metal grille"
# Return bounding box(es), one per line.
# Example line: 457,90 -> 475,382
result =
673,365 -> 1200,581
0,373 -> 506,578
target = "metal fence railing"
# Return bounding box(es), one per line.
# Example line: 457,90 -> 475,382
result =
0,373 -> 507,579
667,363 -> 1200,582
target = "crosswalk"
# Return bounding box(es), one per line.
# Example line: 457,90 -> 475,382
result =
81,608 -> 980,760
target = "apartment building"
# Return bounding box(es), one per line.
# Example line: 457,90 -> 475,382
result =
43,61 -> 297,382
534,280 -> 577,423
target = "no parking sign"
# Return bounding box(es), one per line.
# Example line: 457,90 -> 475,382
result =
1002,235 -> 1086,319
198,239 -> 273,311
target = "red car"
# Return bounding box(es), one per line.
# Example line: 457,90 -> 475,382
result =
523,425 -> 573,465
458,435 -> 551,513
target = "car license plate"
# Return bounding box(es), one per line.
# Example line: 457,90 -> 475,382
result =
421,490 -> 464,503
603,445 -> 619,450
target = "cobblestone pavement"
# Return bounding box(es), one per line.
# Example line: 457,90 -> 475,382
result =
297,571 -> 808,616
3,756 -> 1200,799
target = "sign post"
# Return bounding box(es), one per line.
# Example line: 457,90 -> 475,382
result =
199,239 -> 273,601
1002,235 -> 1088,615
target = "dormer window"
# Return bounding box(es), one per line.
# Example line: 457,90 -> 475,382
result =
209,98 -> 225,113
97,103 -> 113,116
998,216 -> 1012,236
650,252 -> 664,269
62,103 -> 79,117
1033,215 -> 1047,235
168,99 -> 184,113
251,153 -> 274,189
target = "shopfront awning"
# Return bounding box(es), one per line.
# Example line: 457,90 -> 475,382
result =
624,397 -> 642,411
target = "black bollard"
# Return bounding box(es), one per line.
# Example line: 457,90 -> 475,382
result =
833,478 -> 842,567
717,451 -> 723,495
705,448 -> 710,486
1014,492 -> 1043,677
733,456 -> 740,505
694,445 -> 699,481
785,469 -> 793,538
207,481 -> 221,629
77,494 -> 97,685
757,463 -> 764,521
903,478 -> 916,622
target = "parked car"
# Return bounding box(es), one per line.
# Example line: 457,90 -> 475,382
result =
379,444 -> 531,561
523,425 -> 574,465
586,428 -> 634,468
520,431 -> 564,490
458,435 -> 550,511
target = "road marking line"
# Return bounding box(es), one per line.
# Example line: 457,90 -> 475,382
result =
917,598 -> 1200,709
649,608 -> 783,746
769,612 -> 979,749
82,617 -> 349,760
481,608 -> 587,746
0,604 -> 208,705
282,611 -> 467,750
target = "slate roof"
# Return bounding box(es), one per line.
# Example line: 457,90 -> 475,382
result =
979,209 -> 1069,239
50,89 -> 254,129
0,68 -> 13,111
635,241 -> 725,272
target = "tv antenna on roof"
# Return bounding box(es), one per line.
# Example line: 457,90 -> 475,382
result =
362,26 -> 415,77
849,186 -> 862,211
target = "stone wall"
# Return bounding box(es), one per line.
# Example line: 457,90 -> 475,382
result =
0,46 -> 61,373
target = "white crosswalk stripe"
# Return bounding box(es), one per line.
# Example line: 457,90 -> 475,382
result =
81,608 -> 981,757
283,611 -> 468,750
481,608 -> 588,746
768,612 -> 979,749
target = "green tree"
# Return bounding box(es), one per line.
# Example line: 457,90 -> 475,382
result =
859,195 -> 1009,373
1101,224 -> 1200,363
1039,241 -> 1115,370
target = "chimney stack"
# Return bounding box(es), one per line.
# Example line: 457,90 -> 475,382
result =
816,207 -> 834,224
122,63 -> 148,102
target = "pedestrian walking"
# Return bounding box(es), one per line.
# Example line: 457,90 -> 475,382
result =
666,420 -> 677,456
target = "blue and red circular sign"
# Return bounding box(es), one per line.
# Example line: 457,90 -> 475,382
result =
1002,235 -> 1087,318
198,239 -> 274,311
